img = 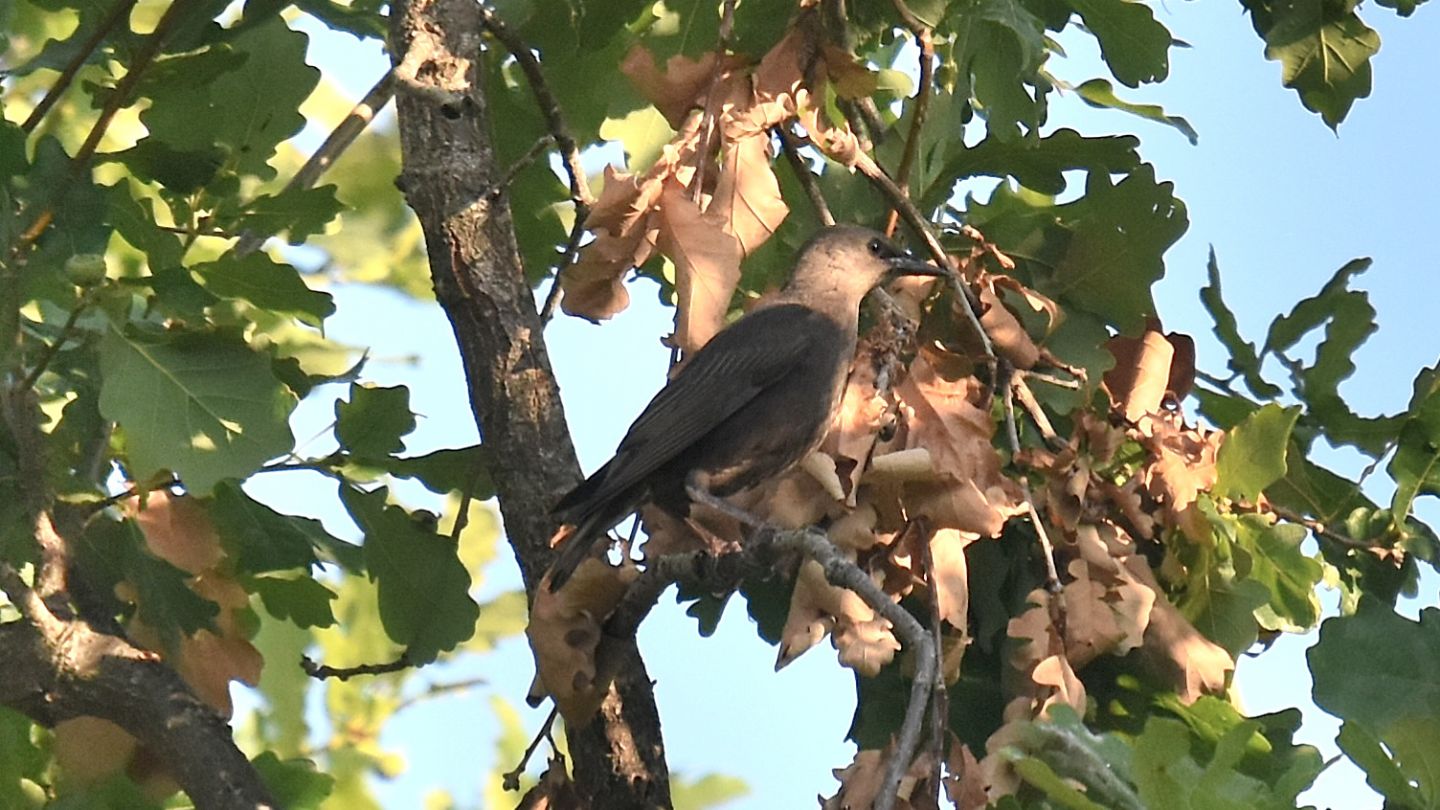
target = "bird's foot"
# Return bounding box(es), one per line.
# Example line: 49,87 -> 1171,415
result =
685,481 -> 763,529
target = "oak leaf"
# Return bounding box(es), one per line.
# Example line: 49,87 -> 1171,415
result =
528,558 -> 640,726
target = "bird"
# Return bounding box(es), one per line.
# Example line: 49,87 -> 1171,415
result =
545,225 -> 943,590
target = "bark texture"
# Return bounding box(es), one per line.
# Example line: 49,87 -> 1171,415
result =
386,2 -> 672,806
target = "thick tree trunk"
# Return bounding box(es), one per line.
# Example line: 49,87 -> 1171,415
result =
386,2 -> 672,807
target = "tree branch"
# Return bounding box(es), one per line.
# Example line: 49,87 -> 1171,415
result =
601,525 -> 937,810
387,1 -> 670,806
21,0 -> 140,134
232,68 -> 397,258
13,0 -> 189,255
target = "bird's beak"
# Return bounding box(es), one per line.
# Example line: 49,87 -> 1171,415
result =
885,255 -> 946,279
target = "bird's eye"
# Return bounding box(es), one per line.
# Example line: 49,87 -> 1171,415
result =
867,238 -> 886,256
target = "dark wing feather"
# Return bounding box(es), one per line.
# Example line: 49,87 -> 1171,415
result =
553,304 -> 826,518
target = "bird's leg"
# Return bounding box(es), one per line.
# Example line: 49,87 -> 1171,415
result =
685,473 -> 764,529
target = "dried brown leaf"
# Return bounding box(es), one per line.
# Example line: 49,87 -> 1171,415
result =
1104,327 -> 1176,422
978,285 -> 1039,370
895,352 -> 1025,536
125,490 -> 223,575
528,558 -> 640,726
707,134 -> 788,257
655,181 -> 744,355
944,740 -> 989,810
778,558 -> 898,675
1124,555 -> 1233,702
621,46 -> 740,130
929,529 -> 973,632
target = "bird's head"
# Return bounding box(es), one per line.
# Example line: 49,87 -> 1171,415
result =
785,225 -> 944,304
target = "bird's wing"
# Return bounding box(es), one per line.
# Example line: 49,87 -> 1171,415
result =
565,304 -> 833,510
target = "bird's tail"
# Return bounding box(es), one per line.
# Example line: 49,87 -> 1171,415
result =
544,508 -> 615,591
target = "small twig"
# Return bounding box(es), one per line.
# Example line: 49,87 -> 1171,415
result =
449,456 -> 490,542
1000,362 -> 1063,601
395,676 -> 488,713
852,156 -> 994,361
476,3 -> 592,322
1269,504 -> 1374,550
785,529 -> 933,810
13,0 -> 190,255
884,27 -> 934,239
776,127 -> 835,227
914,518 -> 947,805
300,652 -> 413,681
232,69 -> 397,258
21,0 -> 140,134
18,291 -> 94,392
888,0 -> 928,36
1011,375 -> 1064,450
486,135 -> 554,200
1023,369 -> 1082,390
502,705 -> 559,791
477,4 -> 591,212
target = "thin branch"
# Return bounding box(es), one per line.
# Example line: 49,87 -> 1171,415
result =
852,155 -> 995,361
503,705 -> 559,791
300,652 -> 413,681
232,69 -> 397,258
21,0 -> 140,133
17,291 -> 93,392
477,4 -> 591,212
776,127 -> 835,227
395,676 -> 489,713
914,518 -> 947,805
884,27 -> 934,239
1000,362 -> 1064,599
601,522 -> 935,810
13,0 -> 190,255
1269,504 -> 1374,550
476,3 -> 593,322
888,0 -> 928,32
1011,374 -> 1065,450
486,135 -> 555,199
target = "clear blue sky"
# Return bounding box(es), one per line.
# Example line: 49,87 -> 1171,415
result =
248,3 -> 1440,807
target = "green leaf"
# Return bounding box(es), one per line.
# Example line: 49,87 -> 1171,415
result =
1063,0 -> 1172,86
76,517 -> 220,643
341,486 -> 479,663
0,708 -> 47,809
1336,722 -> 1428,808
382,445 -> 493,498
1373,0 -> 1427,16
210,482 -> 323,573
253,752 -> 334,810
933,128 -> 1141,200
251,572 -> 338,629
335,384 -> 415,458
98,325 -> 297,493
1133,717 -> 1302,809
1073,79 -> 1197,143
1199,249 -> 1279,398
971,165 -> 1189,331
108,140 -> 225,195
1216,404 -> 1300,502
1238,519 -> 1322,631
192,253 -> 335,326
1389,367 -> 1440,522
103,183 -> 185,272
138,18 -> 321,180
1251,0 -> 1380,129
227,185 -> 344,243
1310,601 -> 1440,808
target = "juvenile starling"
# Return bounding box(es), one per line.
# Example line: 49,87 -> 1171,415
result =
546,225 -> 941,589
